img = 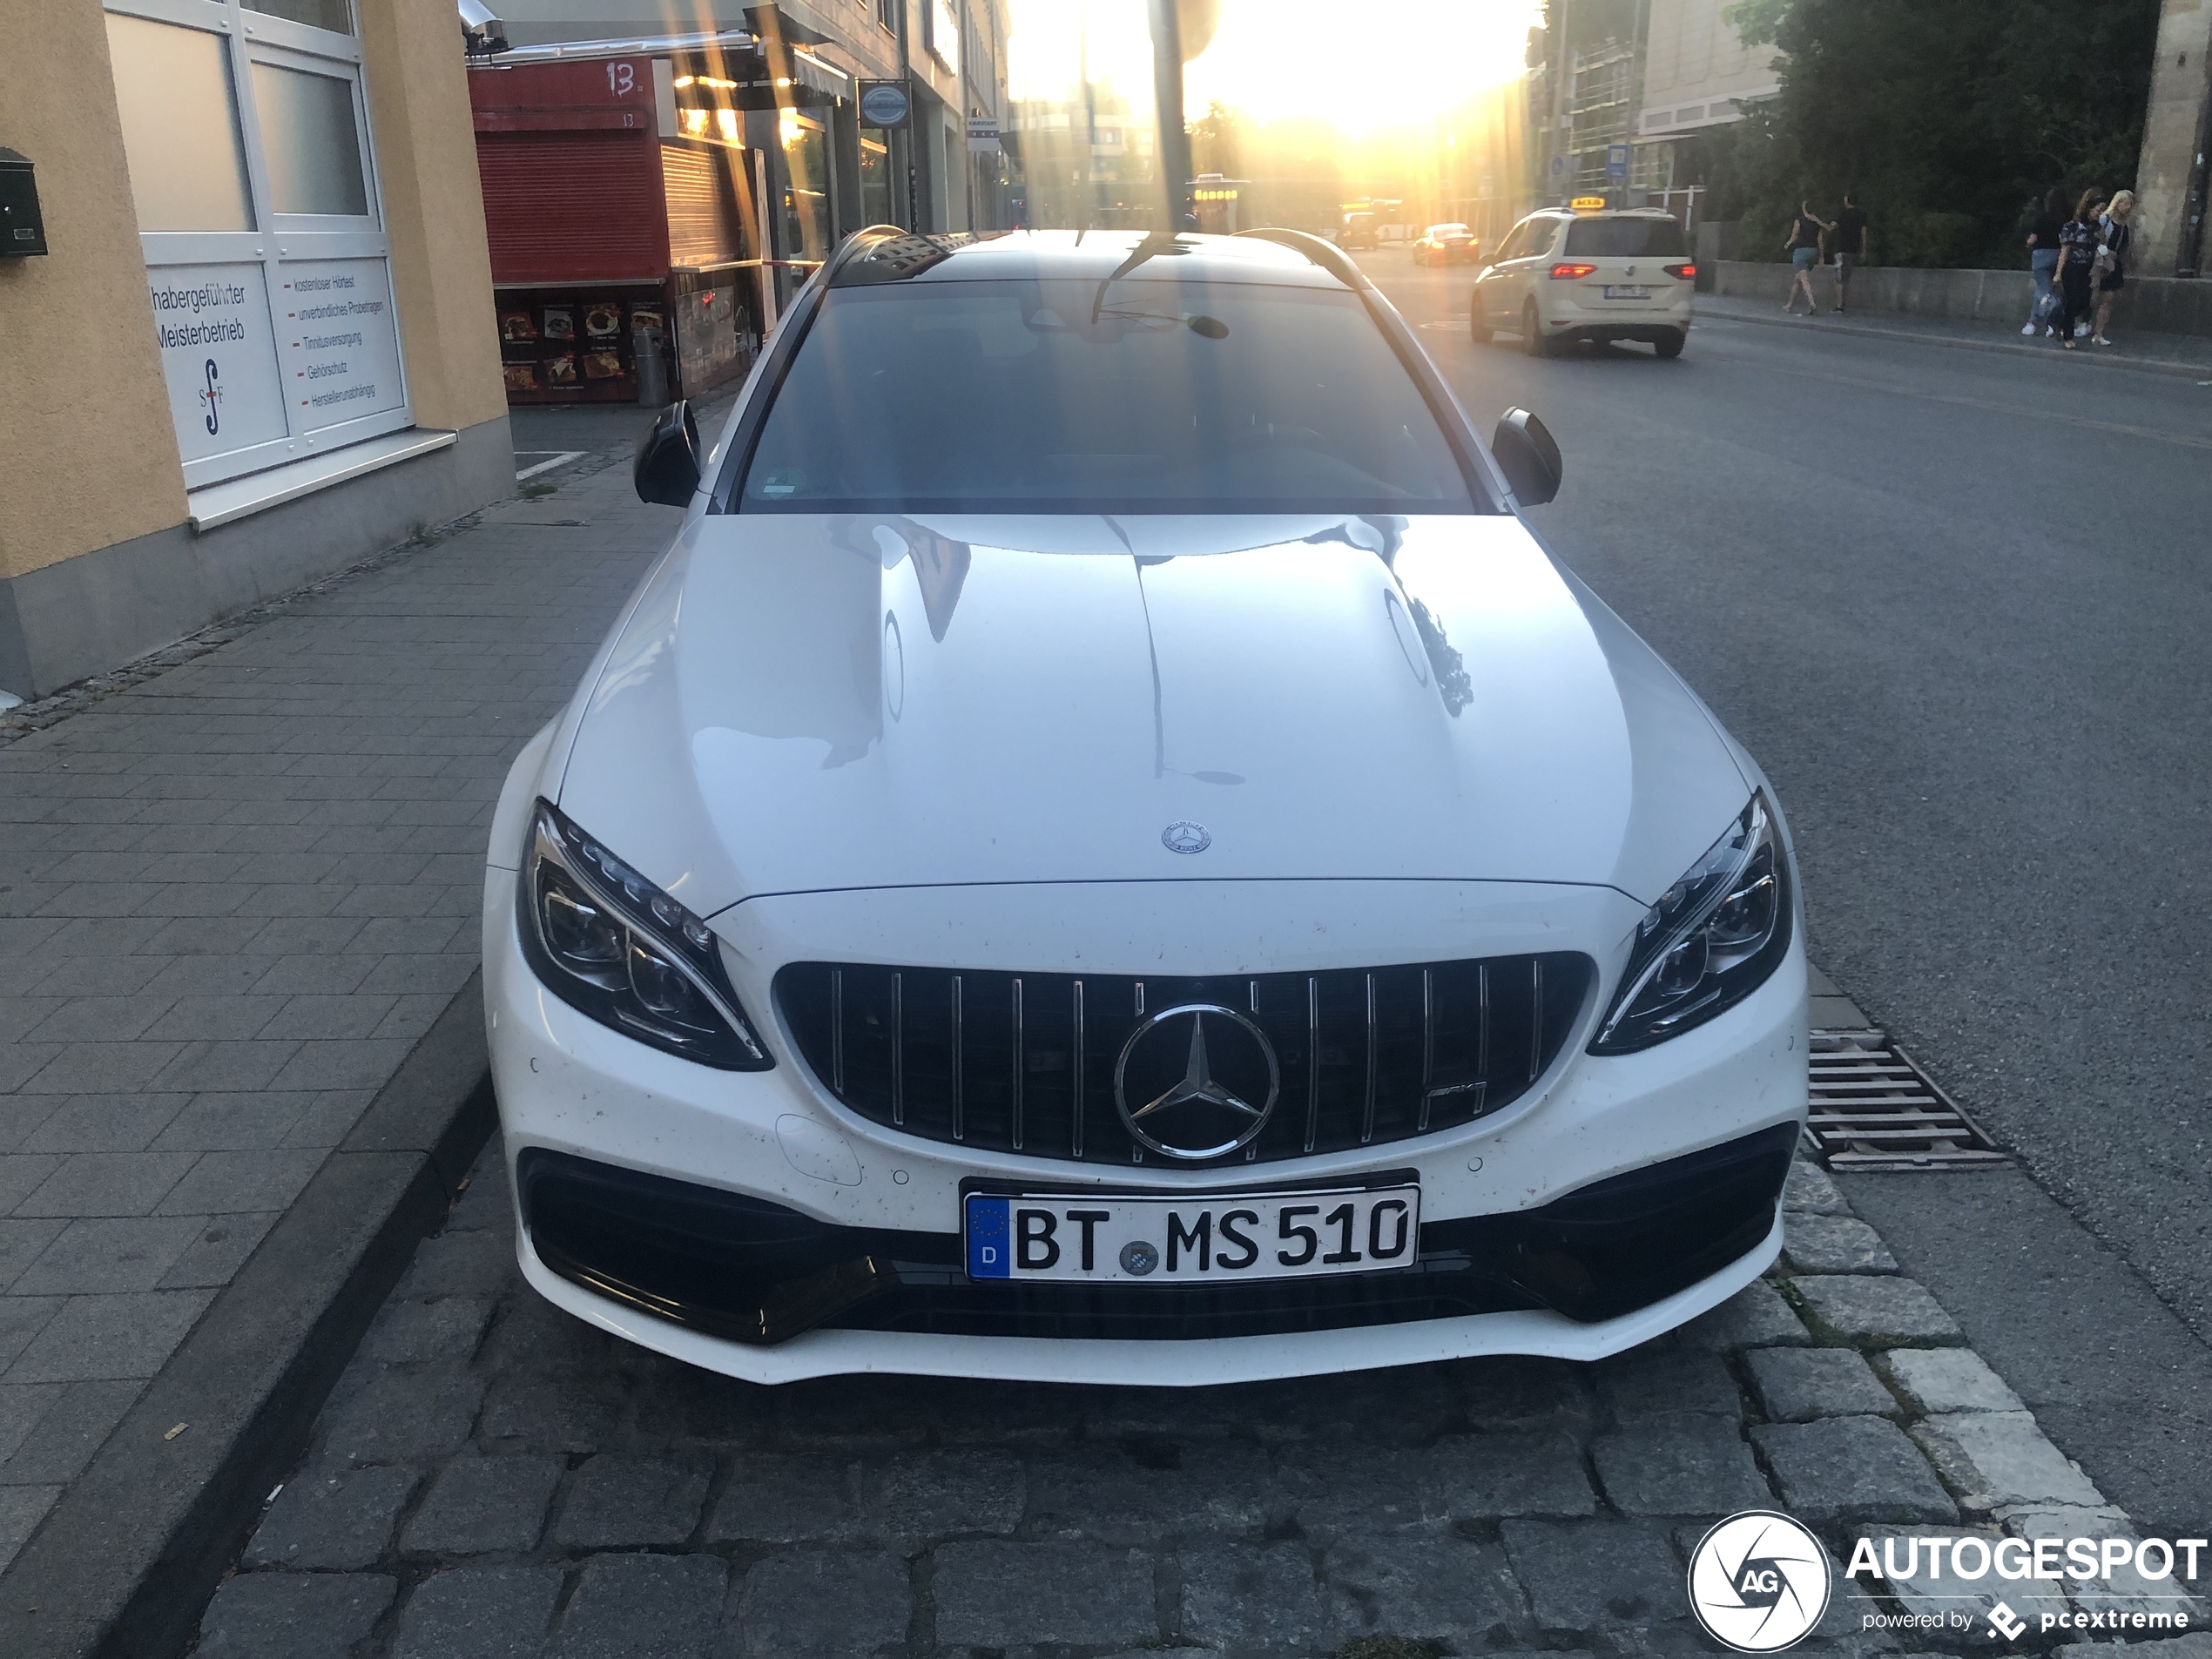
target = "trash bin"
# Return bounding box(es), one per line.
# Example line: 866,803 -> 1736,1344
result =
633,325 -> 669,407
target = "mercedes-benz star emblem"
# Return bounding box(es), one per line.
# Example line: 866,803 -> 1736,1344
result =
1113,1003 -> 1279,1159
1161,821 -> 1211,854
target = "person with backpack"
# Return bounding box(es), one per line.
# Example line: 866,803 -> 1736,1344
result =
2022,188 -> 2065,337
2088,189 -> 2135,347
1782,199 -> 1831,316
2051,188 -> 2105,351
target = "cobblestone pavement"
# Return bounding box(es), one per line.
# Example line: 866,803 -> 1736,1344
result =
193,1136 -> 2197,1659
0,450 -> 685,1571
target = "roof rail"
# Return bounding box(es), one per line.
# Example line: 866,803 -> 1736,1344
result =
1233,227 -> 1371,290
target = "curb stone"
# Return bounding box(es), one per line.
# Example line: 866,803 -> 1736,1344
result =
0,974 -> 493,1659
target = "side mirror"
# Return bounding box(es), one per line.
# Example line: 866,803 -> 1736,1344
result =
633,400 -> 700,507
1491,407 -> 1562,507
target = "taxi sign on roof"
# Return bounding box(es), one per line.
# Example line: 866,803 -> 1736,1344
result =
1570,195 -> 1607,211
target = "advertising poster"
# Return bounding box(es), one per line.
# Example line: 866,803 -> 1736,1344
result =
275,258 -> 408,435
147,262 -> 288,469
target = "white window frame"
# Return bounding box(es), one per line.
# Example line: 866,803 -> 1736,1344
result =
107,0 -> 413,489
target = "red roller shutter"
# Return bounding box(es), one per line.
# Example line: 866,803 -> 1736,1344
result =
476,129 -> 668,285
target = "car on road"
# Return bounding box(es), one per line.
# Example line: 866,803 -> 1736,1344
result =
1338,211 -> 1379,250
1411,222 -> 1477,266
484,226 -> 1807,1386
1471,207 -> 1694,358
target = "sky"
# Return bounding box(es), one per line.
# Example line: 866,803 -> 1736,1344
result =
1007,0 -> 1543,138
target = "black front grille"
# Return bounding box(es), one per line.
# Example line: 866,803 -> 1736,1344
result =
774,954 -> 1595,1167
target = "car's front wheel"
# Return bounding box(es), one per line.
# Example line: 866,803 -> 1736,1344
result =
1469,295 -> 1494,344
1654,328 -> 1687,360
1522,300 -> 1550,358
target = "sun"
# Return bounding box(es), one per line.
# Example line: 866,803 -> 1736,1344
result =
1185,0 -> 1542,137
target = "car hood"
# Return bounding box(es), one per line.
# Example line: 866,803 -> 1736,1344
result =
554,512 -> 1750,918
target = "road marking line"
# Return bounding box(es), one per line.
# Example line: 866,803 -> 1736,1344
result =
516,450 -> 586,482
1773,367 -> 2212,451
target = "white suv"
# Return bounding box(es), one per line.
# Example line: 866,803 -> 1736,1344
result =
1472,208 -> 1694,358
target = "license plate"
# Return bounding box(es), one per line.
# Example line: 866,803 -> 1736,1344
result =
1602,285 -> 1653,299
963,1184 -> 1420,1284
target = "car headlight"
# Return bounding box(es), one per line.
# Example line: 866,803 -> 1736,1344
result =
1589,792 -> 1794,1055
517,800 -> 772,1070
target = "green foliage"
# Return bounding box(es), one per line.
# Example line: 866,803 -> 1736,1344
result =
1681,0 -> 2160,267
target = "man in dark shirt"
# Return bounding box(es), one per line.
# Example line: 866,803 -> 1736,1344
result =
1827,193 -> 1869,312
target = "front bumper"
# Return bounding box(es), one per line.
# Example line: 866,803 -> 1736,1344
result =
486,849 -> 1808,1383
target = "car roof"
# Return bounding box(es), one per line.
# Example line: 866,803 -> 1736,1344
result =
828,228 -> 1355,291
1528,208 -> 1678,220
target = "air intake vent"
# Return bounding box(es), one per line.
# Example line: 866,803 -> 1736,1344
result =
775,956 -> 1595,1169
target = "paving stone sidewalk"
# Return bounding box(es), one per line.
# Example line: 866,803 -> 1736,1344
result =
192,1114 -> 2198,1658
0,449 -> 687,1574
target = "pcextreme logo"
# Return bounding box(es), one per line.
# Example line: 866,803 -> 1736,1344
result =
1688,1512 -> 1833,1652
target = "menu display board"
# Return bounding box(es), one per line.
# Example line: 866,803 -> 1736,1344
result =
497,288 -> 659,401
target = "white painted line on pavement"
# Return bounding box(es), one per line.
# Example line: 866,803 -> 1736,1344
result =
516,450 -> 586,482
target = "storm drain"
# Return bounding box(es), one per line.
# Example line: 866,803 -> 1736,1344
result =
1804,1030 -> 2009,1171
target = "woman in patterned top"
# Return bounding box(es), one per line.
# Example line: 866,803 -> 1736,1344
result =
2089,189 -> 2135,347
2051,188 -> 2105,352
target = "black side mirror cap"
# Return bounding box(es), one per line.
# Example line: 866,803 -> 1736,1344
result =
1491,407 -> 1562,507
634,400 -> 701,507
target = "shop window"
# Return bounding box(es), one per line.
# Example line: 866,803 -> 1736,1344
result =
243,0 -> 352,31
779,111 -> 832,264
860,130 -> 893,229
105,12 -> 255,233
105,0 -> 409,492
250,61 -> 369,216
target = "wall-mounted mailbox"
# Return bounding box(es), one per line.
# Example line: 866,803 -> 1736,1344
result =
1,149 -> 48,258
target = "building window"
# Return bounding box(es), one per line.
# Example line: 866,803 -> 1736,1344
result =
877,0 -> 897,35
105,0 -> 411,490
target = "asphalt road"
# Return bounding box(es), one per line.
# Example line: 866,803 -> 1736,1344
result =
1366,249 -> 2212,1388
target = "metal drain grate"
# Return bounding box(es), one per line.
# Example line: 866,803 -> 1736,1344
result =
1804,1030 -> 2009,1171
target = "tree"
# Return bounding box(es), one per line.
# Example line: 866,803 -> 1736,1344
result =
1687,0 -> 2160,266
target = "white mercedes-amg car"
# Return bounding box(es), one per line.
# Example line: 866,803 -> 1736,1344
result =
482,226 -> 1806,1386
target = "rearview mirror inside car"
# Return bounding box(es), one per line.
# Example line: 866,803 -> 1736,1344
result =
634,400 -> 700,507
1492,408 -> 1563,507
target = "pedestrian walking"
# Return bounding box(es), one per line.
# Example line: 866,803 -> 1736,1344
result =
2022,188 -> 2064,336
1783,199 -> 1831,315
2089,188 -> 2134,346
2051,188 -> 2104,351
1826,192 -> 1868,311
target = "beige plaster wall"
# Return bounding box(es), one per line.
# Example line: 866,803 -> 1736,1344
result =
358,0 -> 509,436
0,0 -> 190,583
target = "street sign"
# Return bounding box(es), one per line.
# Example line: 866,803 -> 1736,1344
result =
1548,153 -> 1568,182
1605,143 -> 1630,181
967,116 -> 1000,153
859,80 -> 911,128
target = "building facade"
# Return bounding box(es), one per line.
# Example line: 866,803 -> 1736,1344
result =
1635,0 -> 1781,147
0,0 -> 513,704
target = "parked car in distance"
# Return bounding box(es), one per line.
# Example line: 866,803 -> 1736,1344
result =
1412,222 -> 1477,266
1471,207 -> 1694,358
485,226 -> 1806,1387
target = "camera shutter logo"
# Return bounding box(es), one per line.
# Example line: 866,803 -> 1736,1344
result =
1687,1511 -> 1832,1653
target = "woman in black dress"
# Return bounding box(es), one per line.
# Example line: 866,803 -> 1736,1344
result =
2051,188 -> 2104,351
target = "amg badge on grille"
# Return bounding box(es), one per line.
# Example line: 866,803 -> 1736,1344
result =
1161,821 -> 1211,854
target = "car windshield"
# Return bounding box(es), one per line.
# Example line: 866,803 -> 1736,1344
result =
1561,218 -> 1689,258
733,276 -> 1481,514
